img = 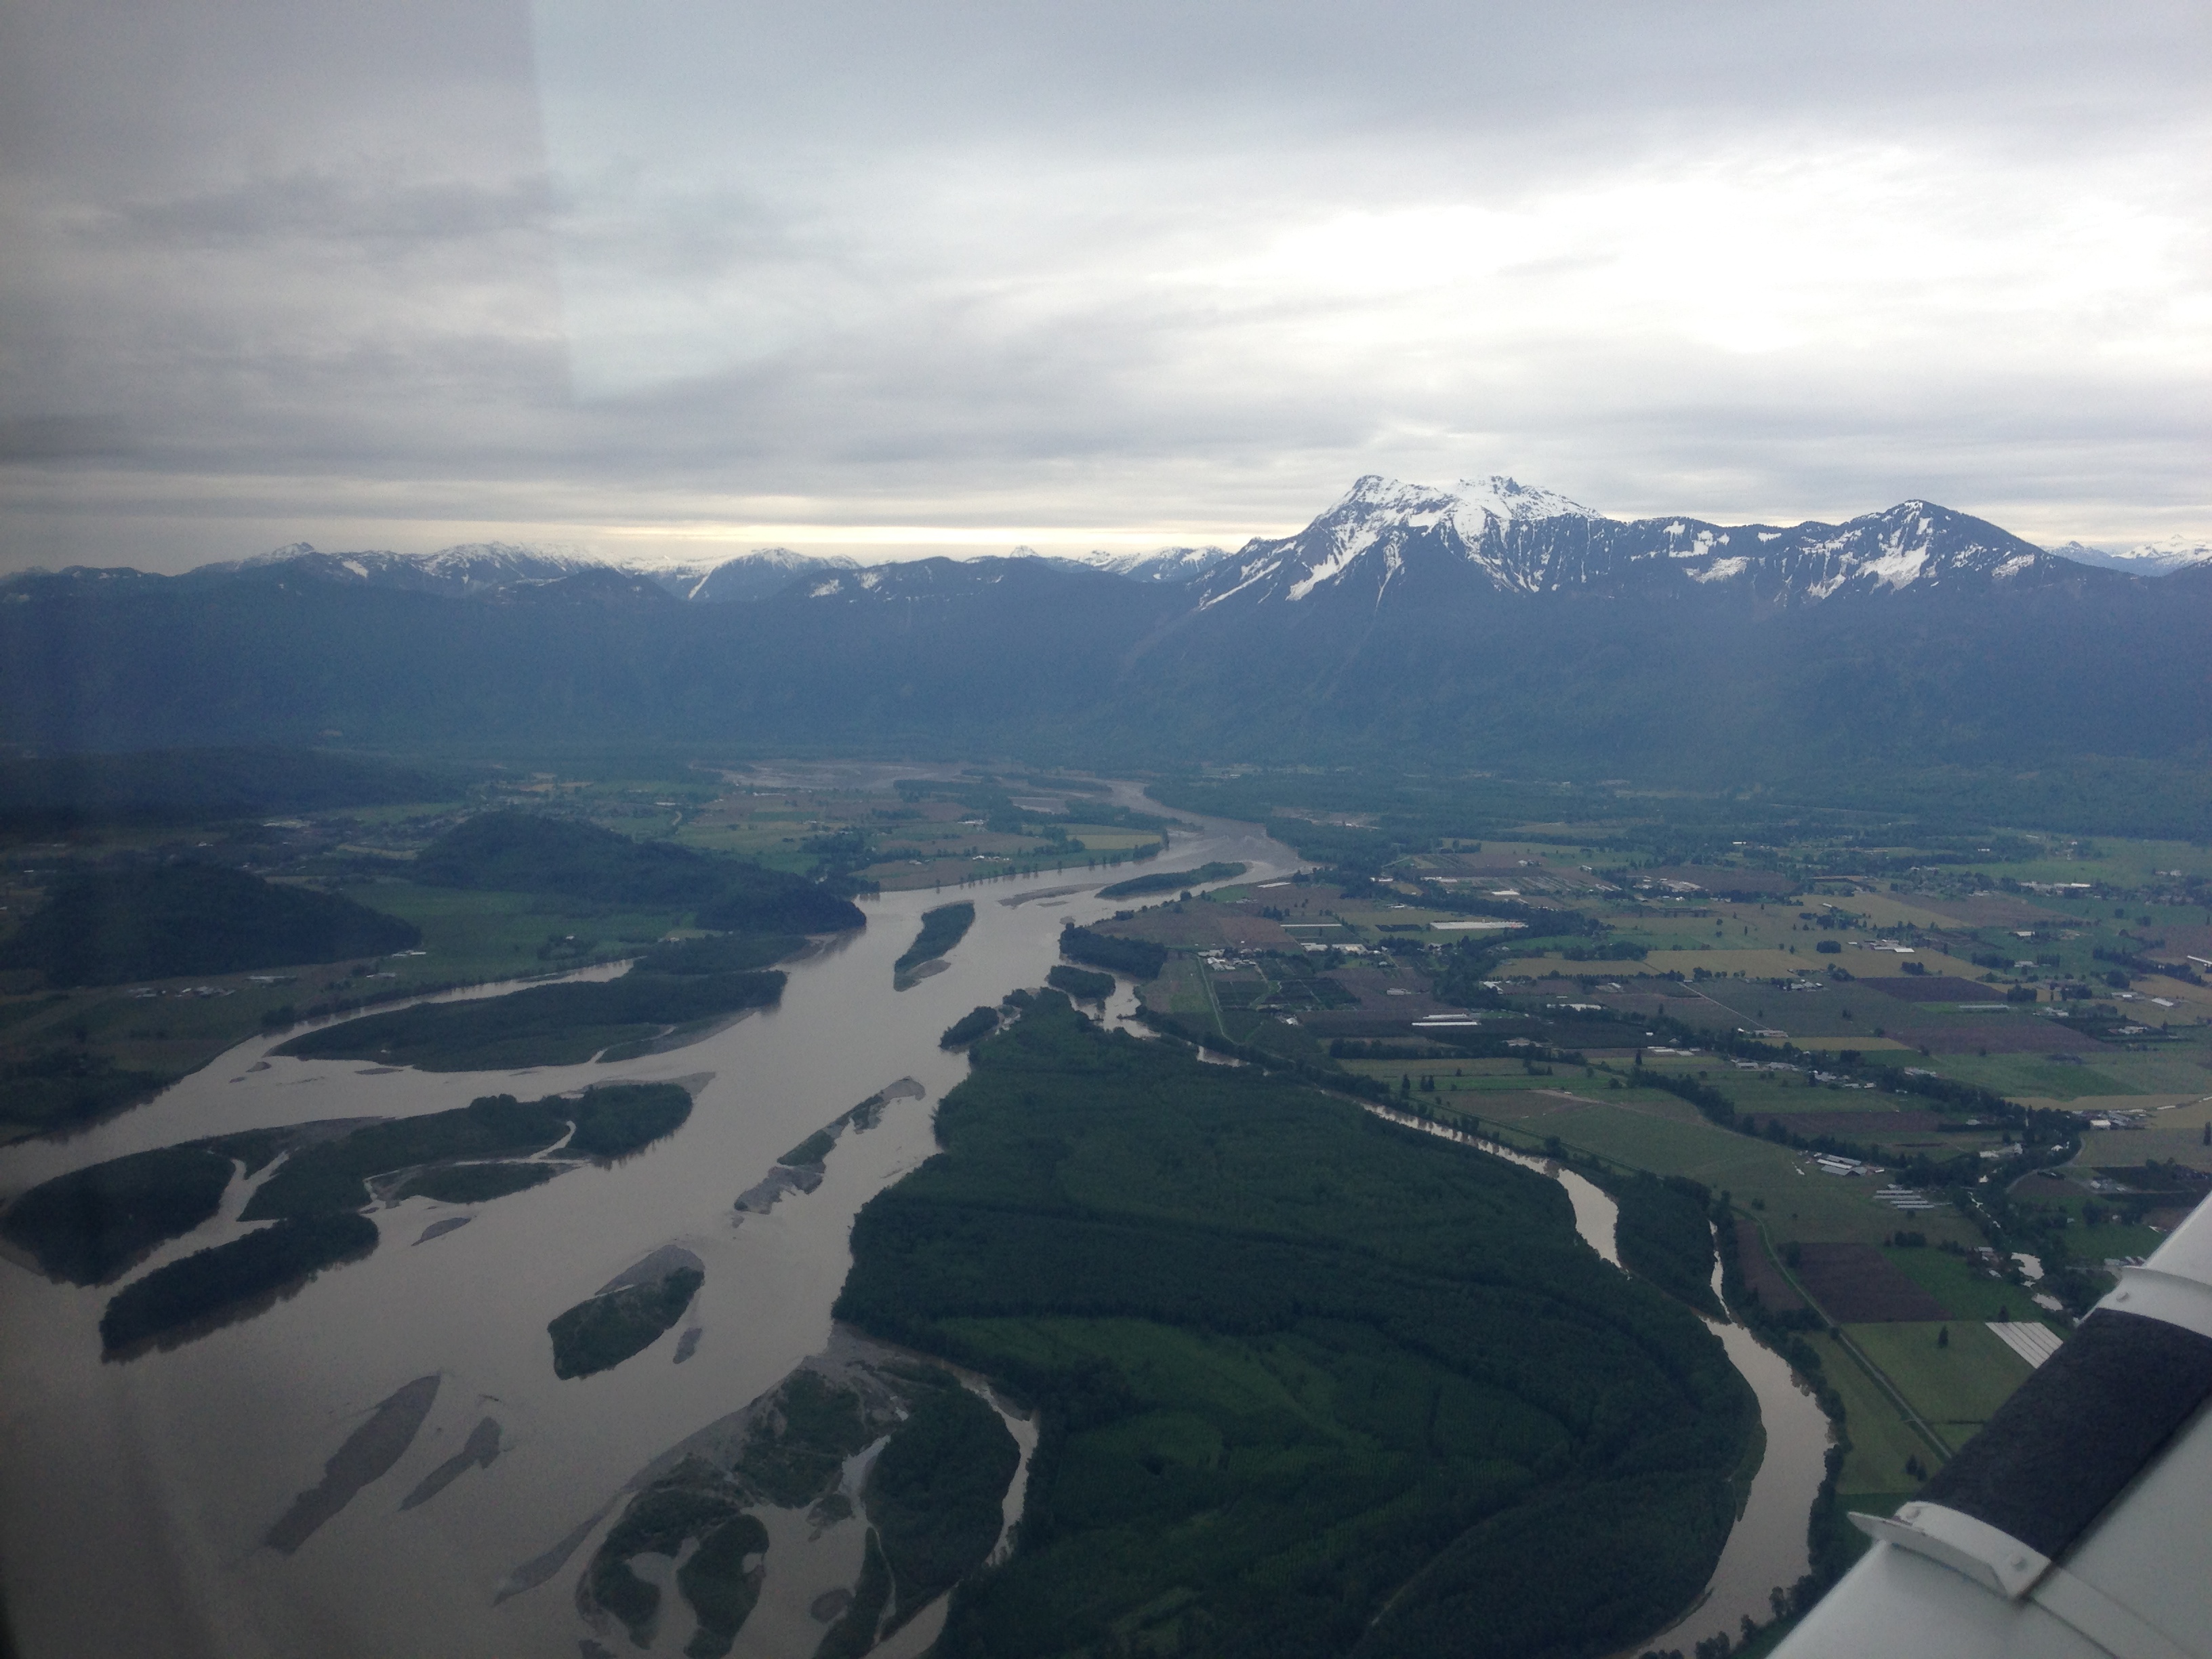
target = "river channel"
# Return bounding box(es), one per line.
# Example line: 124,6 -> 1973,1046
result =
0,775 -> 1823,1658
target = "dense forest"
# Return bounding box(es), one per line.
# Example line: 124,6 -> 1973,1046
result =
414,811 -> 866,932
834,995 -> 1757,1659
1044,964 -> 1114,1002
1,1128 -> 292,1283
0,863 -> 419,986
1057,924 -> 1168,980
1607,1174 -> 1725,1321
98,1212 -> 380,1354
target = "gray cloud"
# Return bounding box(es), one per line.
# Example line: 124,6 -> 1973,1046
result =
2,0 -> 2207,573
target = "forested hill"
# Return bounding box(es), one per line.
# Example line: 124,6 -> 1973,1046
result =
414,813 -> 867,933
2,524 -> 2207,811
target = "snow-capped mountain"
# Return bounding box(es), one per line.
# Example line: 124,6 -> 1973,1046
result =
786,553 -> 1143,606
1072,546 -> 1233,584
2045,537 -> 2212,577
1192,475 -> 2098,613
216,541 -> 607,594
668,549 -> 859,602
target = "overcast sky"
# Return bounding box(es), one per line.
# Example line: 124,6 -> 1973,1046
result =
2,1 -> 2207,572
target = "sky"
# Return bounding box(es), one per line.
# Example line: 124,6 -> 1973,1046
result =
1,0 -> 2207,573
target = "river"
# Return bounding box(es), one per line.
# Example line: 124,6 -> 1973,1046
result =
0,776 -> 1824,1658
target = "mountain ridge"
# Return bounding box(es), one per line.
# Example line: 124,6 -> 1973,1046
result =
1191,476 -> 2103,613
1,478 -> 2181,613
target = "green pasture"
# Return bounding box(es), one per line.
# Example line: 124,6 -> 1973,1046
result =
335,880 -> 684,983
1996,1197 -> 2171,1260
1823,1343 -> 1941,1494
1845,1323 -> 2032,1452
1879,1248 -> 2057,1327
1453,1095 -> 1980,1247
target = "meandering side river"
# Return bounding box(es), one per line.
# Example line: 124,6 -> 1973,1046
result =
0,777 -> 1824,1658
1366,1105 -> 1831,1656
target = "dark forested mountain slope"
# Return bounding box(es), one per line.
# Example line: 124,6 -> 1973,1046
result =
1,482 -> 2203,794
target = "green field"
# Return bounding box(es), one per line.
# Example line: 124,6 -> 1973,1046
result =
1879,1246 -> 2055,1326
336,880 -> 689,982
1823,1340 -> 1941,1496
1438,1092 -> 1980,1248
1144,957 -> 1218,1030
1844,1323 -> 2032,1451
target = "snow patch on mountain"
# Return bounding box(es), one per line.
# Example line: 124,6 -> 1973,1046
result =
2046,536 -> 2212,575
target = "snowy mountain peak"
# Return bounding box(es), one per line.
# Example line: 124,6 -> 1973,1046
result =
1194,477 -> 2095,613
1073,546 -> 1233,584
1449,475 -> 1598,524
2045,535 -> 2212,576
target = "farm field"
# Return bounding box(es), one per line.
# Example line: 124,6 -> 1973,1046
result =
1879,1246 -> 2055,1326
1844,1322 -> 2032,1452
1823,1343 -> 1940,1496
1433,1092 -> 1982,1248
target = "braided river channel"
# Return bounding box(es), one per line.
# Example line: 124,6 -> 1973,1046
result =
0,774 -> 1824,1658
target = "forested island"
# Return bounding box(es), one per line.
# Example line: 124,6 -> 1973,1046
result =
895,900 -> 975,984
241,1084 -> 691,1220
100,1212 -> 380,1355
834,993 -> 1757,1659
1095,860 -> 1246,899
2,1128 -> 296,1283
549,1261 -> 705,1380
273,954 -> 785,1069
14,1082 -> 695,1355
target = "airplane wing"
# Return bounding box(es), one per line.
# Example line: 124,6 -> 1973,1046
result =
1775,1193 -> 2212,1659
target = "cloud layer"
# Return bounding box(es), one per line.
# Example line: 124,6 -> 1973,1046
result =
3,0 -> 2207,570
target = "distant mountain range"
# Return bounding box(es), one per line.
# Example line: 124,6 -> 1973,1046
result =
3,477 -> 2206,815
2042,536 -> 2212,577
12,476 -> 2198,609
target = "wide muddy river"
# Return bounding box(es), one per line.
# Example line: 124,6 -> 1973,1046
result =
0,773 -> 1824,1657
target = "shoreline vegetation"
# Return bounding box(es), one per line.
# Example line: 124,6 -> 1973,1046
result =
1044,963 -> 1113,1002
834,992 -> 1757,1659
895,901 -> 976,985
938,1006 -> 1000,1049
